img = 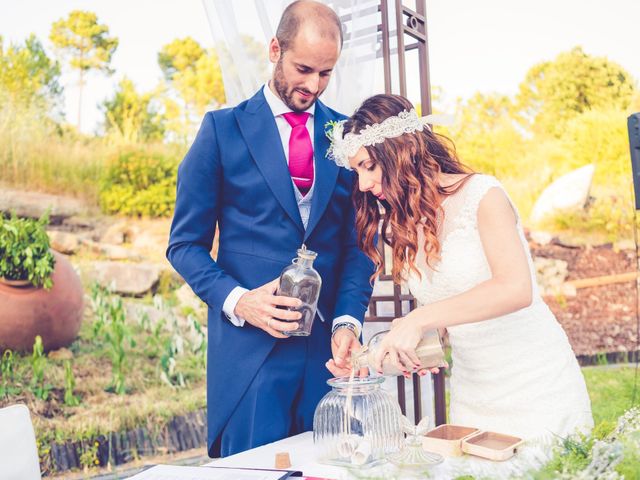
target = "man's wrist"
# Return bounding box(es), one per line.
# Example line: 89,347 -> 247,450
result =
331,321 -> 360,339
331,316 -> 362,337
223,286 -> 249,327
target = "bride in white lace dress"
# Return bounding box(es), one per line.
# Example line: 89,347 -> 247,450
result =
406,173 -> 594,441
327,94 -> 593,471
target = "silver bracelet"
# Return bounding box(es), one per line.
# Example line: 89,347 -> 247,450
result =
332,321 -> 360,339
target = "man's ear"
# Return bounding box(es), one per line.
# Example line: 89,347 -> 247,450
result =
268,37 -> 281,64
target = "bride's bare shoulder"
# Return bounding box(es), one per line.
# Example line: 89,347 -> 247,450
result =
439,173 -> 472,189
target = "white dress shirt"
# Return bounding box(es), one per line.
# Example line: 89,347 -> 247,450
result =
222,84 -> 362,336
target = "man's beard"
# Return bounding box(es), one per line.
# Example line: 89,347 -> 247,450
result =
273,58 -> 316,112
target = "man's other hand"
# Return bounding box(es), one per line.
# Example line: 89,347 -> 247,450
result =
326,327 -> 368,378
235,278 -> 302,339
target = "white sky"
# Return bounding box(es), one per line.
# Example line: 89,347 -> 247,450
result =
2,0 -> 638,133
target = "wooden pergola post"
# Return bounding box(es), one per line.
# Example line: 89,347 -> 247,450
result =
359,0 -> 447,427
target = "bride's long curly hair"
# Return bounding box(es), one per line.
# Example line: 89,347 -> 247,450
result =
343,94 -> 474,283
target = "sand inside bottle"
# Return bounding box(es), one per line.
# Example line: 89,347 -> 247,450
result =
353,335 -> 445,376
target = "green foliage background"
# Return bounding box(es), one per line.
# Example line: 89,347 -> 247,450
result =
99,149 -> 180,217
0,15 -> 638,235
440,47 -> 639,242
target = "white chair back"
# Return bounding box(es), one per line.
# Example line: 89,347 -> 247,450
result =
0,404 -> 42,480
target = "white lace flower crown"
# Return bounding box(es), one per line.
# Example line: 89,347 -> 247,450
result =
326,109 -> 452,169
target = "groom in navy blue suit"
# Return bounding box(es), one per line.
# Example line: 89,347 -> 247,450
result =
167,0 -> 374,457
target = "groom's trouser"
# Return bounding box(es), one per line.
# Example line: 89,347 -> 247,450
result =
219,321 -> 332,457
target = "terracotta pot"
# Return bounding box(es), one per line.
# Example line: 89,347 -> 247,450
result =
0,251 -> 84,352
0,278 -> 31,287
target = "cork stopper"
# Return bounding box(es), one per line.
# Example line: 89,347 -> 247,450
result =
297,244 -> 317,261
274,451 -> 292,469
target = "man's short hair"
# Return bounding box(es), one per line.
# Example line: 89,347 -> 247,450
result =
275,0 -> 344,52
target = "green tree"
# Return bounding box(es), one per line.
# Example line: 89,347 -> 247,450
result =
214,34 -> 269,97
0,34 -> 61,108
0,35 -> 62,182
175,52 -> 226,117
158,37 -> 225,141
49,10 -> 118,130
447,92 -> 517,142
102,77 -> 165,144
516,46 -> 635,137
561,108 -> 631,187
540,108 -> 635,239
158,37 -> 204,81
446,92 -> 526,178
158,95 -> 187,145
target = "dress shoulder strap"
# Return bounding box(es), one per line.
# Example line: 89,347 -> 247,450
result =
452,175 -> 514,230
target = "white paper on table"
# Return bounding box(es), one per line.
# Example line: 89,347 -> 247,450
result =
126,464 -> 294,480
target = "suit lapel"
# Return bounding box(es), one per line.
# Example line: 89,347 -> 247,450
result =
234,91 -> 304,233
305,101 -> 340,241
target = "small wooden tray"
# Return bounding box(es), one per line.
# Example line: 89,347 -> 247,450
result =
461,431 -> 524,461
422,424 -> 480,457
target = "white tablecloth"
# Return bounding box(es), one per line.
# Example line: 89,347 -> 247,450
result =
207,432 -> 343,478
207,431 -> 545,479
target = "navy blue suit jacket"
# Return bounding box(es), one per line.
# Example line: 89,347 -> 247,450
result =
167,89 -> 373,456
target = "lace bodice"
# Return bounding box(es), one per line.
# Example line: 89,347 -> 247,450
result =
407,174 -> 540,306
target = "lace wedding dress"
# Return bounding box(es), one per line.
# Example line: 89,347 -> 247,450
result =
407,174 -> 593,477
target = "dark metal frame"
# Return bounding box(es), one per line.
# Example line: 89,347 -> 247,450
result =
351,0 -> 447,426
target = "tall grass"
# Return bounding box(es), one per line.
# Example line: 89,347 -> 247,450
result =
0,102 -> 106,204
0,102 -> 186,209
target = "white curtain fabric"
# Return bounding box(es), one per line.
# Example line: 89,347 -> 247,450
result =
202,0 -> 381,115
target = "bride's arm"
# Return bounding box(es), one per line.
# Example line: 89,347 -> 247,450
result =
413,186 -> 532,329
372,187 -> 533,373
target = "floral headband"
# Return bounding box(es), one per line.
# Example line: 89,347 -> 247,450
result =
326,109 -> 452,169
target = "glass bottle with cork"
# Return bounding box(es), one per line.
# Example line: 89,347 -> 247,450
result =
276,245 -> 322,336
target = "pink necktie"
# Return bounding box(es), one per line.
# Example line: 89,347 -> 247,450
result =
283,112 -> 314,196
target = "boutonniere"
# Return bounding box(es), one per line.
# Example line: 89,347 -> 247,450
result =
324,119 -> 340,141
324,119 -> 345,162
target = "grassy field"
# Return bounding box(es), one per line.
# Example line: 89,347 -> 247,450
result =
583,364 -> 639,424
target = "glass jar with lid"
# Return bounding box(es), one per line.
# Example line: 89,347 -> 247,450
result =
276,245 -> 321,336
313,376 -> 403,467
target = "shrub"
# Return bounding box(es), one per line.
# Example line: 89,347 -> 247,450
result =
537,108 -> 637,241
540,192 -> 639,242
0,350 -> 20,397
0,212 -> 55,289
30,335 -> 51,400
99,148 -> 178,217
63,360 -> 81,407
89,283 -> 136,394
